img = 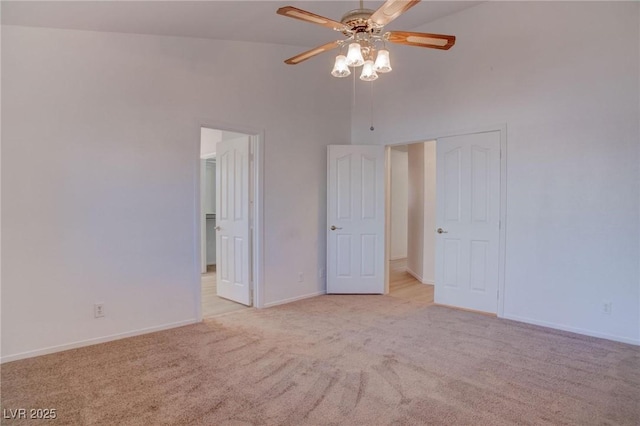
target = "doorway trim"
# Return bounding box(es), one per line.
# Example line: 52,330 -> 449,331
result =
200,156 -> 216,275
384,124 -> 507,317
195,121 -> 265,321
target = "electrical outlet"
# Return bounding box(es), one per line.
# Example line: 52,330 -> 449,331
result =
602,301 -> 612,315
94,303 -> 105,318
298,272 -> 304,283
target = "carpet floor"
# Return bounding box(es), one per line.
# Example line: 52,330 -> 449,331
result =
2,295 -> 639,425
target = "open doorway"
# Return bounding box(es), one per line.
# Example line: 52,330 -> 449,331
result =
199,126 -> 261,318
385,128 -> 506,315
388,142 -> 436,304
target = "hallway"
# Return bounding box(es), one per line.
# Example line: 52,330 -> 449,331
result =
388,259 -> 434,304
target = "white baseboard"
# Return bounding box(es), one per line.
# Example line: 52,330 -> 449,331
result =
1,318 -> 200,364
390,256 -> 407,261
406,267 -> 422,282
263,291 -> 325,308
502,313 -> 640,346
405,267 -> 434,285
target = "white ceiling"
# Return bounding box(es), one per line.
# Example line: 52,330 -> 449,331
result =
1,1 -> 481,48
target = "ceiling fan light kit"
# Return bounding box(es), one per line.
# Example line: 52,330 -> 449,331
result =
360,60 -> 379,81
331,55 -> 351,77
346,42 -> 366,67
374,49 -> 392,73
277,0 -> 456,82
339,40 -> 390,81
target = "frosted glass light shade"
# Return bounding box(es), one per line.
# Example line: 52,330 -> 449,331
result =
331,55 -> 351,78
346,43 -> 365,67
360,60 -> 378,81
374,49 -> 392,73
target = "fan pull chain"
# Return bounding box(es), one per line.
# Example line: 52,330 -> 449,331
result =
370,81 -> 375,131
352,67 -> 356,107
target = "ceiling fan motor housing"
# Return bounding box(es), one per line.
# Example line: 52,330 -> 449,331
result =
340,9 -> 382,36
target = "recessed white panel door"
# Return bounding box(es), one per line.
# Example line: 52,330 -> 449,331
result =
327,145 -> 385,294
216,137 -> 251,306
435,131 -> 500,313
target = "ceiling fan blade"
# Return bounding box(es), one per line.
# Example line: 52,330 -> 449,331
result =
369,0 -> 421,27
277,6 -> 345,31
284,41 -> 341,65
387,31 -> 456,50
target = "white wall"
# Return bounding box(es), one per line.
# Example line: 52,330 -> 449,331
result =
390,148 -> 408,260
1,26 -> 351,360
353,2 -> 640,344
422,141 -> 436,285
204,161 -> 216,215
200,127 -> 220,158
402,141 -> 435,284
0,24 -> 3,360
407,143 -> 424,281
403,141 -> 435,285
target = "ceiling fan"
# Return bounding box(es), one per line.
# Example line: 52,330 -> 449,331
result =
276,0 -> 456,81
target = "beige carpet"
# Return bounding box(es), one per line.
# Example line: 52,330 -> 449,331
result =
2,295 -> 639,425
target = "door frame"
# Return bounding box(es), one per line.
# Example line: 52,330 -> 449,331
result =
384,124 -> 507,317
195,121 -> 265,320
200,155 -> 216,275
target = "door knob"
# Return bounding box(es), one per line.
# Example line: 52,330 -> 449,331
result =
215,226 -> 221,231
330,225 -> 342,231
436,228 -> 448,234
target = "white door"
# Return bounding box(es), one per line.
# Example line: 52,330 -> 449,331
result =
435,131 -> 501,313
216,137 -> 251,306
327,145 -> 385,294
